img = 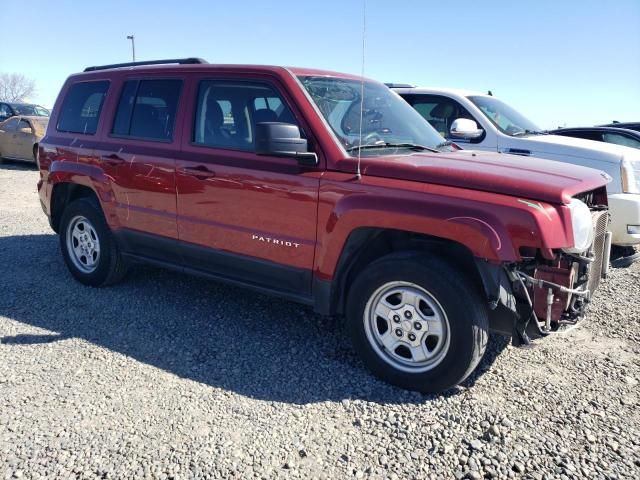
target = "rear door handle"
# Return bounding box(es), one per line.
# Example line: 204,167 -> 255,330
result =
102,154 -> 125,166
180,165 -> 216,180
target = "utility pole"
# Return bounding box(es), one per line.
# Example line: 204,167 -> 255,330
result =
126,35 -> 136,62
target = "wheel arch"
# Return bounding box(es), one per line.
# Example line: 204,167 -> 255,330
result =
50,183 -> 100,233
313,227 -> 494,316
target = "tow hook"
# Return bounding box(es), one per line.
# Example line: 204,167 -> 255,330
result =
544,288 -> 554,333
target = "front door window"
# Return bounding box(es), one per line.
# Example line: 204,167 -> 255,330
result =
192,80 -> 299,151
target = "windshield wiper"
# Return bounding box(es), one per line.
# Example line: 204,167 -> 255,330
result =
435,140 -> 453,149
512,129 -> 548,137
346,142 -> 439,153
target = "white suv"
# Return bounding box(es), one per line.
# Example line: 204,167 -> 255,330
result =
391,86 -> 640,247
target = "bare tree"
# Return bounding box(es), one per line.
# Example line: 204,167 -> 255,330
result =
0,73 -> 36,102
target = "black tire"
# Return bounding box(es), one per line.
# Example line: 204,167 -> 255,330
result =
33,145 -> 39,170
346,252 -> 489,393
59,197 -> 127,286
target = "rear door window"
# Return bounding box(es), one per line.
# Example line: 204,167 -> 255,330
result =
603,132 -> 640,149
2,117 -> 19,131
559,130 -> 603,142
111,79 -> 182,141
254,96 -> 286,118
57,81 -> 109,135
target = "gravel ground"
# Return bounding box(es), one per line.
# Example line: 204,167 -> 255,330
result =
0,161 -> 639,480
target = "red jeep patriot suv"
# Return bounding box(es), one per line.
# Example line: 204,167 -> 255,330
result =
37,58 -> 611,393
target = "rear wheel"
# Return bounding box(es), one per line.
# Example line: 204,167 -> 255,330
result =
346,253 -> 489,393
59,197 -> 127,286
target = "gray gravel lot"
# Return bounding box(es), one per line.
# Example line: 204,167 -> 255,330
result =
0,161 -> 639,480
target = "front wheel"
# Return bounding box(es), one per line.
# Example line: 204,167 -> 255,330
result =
346,253 -> 489,393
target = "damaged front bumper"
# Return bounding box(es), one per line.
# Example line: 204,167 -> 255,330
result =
480,210 -> 612,346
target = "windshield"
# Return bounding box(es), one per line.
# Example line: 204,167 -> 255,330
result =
12,104 -> 50,117
468,96 -> 541,136
298,76 -> 452,156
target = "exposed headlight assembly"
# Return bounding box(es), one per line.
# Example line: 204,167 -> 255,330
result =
621,158 -> 640,194
563,199 -> 594,254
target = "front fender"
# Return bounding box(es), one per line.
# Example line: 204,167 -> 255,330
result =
314,176 -> 568,280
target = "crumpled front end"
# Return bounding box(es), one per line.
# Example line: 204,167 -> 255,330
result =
513,208 -> 610,337
483,189 -> 612,344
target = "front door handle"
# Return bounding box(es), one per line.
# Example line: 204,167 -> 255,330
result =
102,153 -> 125,167
180,165 -> 216,180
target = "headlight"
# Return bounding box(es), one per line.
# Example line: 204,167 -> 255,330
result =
563,199 -> 594,254
621,158 -> 640,194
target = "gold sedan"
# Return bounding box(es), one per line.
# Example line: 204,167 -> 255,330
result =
0,115 -> 49,167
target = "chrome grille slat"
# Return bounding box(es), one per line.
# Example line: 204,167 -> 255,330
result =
587,210 -> 610,295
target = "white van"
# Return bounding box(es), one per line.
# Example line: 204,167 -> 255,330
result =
391,86 -> 640,247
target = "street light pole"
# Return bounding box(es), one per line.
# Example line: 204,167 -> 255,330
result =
126,35 -> 136,62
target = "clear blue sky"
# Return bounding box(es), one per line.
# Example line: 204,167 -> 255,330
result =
2,0 -> 639,129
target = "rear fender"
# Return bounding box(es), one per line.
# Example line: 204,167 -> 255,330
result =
47,160 -> 121,230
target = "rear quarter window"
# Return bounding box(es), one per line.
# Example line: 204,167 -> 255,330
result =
57,81 -> 109,135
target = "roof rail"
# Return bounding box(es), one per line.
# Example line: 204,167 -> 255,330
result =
384,83 -> 416,88
83,57 -> 208,72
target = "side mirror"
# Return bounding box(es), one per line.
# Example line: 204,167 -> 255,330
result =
255,122 -> 318,166
450,118 -> 484,139
19,127 -> 33,134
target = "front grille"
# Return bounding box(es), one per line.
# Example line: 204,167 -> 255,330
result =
587,210 -> 610,294
575,187 -> 608,209
575,190 -> 596,207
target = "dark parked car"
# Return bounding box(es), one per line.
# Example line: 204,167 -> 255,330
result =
599,122 -> 640,133
550,126 -> 640,150
0,102 -> 50,122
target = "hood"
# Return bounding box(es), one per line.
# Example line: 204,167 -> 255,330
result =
521,133 -> 633,164
361,150 -> 610,205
